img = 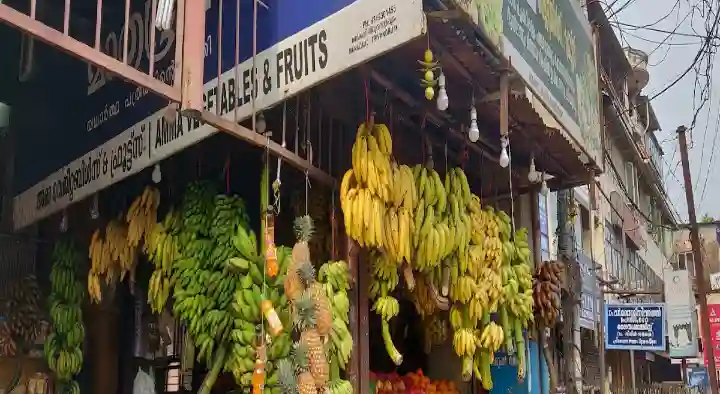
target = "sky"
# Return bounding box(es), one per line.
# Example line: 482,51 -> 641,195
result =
606,0 -> 719,222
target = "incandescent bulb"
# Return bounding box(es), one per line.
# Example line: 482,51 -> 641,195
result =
499,146 -> 509,168
469,122 -> 480,142
90,194 -> 99,219
541,178 -> 549,196
528,157 -> 539,183
152,164 -> 162,184
256,112 -> 267,134
437,88 -> 449,111
60,210 -> 68,233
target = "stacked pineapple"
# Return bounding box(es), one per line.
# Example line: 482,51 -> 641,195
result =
279,216 -> 353,394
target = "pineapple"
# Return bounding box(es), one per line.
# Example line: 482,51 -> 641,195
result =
293,342 -> 317,394
301,329 -> 329,386
294,292 -> 317,332
288,215 -> 315,300
297,371 -> 317,394
308,282 -> 332,336
285,259 -> 303,301
297,260 -> 317,286
277,359 -> 298,394
292,215 -> 314,264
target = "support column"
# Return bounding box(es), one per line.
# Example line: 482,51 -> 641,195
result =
557,189 -> 582,394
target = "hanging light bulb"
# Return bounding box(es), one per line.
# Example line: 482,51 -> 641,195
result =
528,156 -> 538,183
436,73 -> 449,111
256,112 -> 267,134
90,193 -> 99,220
152,163 -> 162,184
60,210 -> 68,233
499,137 -> 510,168
541,173 -> 549,196
469,106 -> 479,142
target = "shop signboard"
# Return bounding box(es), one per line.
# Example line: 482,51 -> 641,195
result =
12,0 -> 425,230
704,304 -> 720,367
604,303 -> 666,351
451,0 -> 602,169
664,268 -> 698,358
578,252 -> 598,330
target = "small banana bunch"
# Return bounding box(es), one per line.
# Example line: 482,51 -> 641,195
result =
452,328 -> 477,357
328,379 -> 353,394
319,260 -> 353,372
478,322 -> 504,352
0,322 -> 17,357
126,186 -> 161,248
6,275 -> 45,345
146,211 -> 182,314
88,218 -> 135,303
533,260 -> 564,327
368,251 -> 403,365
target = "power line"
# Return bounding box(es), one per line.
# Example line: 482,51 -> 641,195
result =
611,20 -> 714,38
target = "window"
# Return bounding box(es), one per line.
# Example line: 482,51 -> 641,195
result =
604,222 -> 623,281
625,162 -> 640,204
678,251 -> 696,277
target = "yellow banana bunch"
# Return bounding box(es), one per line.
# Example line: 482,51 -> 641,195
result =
478,322 -> 504,352
127,186 -> 160,248
452,328 -> 477,357
350,123 -> 394,203
449,275 -> 476,304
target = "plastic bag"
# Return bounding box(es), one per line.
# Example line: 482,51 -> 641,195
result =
133,367 -> 157,394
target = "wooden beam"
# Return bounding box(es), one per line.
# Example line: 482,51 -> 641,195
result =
197,110 -> 336,186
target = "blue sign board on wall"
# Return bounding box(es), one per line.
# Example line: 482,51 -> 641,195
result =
12,0 -> 425,230
604,303 -> 666,351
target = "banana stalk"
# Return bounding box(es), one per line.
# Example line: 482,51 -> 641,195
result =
381,320 -> 403,365
514,319 -> 526,381
198,345 -> 229,394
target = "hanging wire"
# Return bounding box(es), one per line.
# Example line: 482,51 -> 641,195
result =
273,101 -> 287,214
250,0 -> 267,347
506,137 -> 517,237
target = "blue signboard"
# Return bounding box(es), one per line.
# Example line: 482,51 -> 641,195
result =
12,0 -> 425,229
604,303 -> 666,351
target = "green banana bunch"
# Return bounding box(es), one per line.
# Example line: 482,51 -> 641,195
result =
46,239 -> 85,388
328,379 -> 354,394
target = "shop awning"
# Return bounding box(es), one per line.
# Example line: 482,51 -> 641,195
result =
423,16 -> 591,192
436,0 -> 603,181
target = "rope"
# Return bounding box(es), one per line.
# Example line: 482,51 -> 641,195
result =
250,0 -> 267,349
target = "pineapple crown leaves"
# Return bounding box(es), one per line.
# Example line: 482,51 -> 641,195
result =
293,291 -> 318,332
297,260 -> 317,286
277,358 -> 299,394
291,341 -> 310,372
293,215 -> 315,243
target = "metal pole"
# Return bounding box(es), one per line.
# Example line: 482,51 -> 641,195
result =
619,221 -> 638,392
677,125 -> 719,394
558,189 -> 581,394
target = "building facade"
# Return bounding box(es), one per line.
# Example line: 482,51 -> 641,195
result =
538,1 -> 681,390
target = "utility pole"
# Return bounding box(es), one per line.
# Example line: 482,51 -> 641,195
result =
557,189 -> 582,394
677,125 -> 719,394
